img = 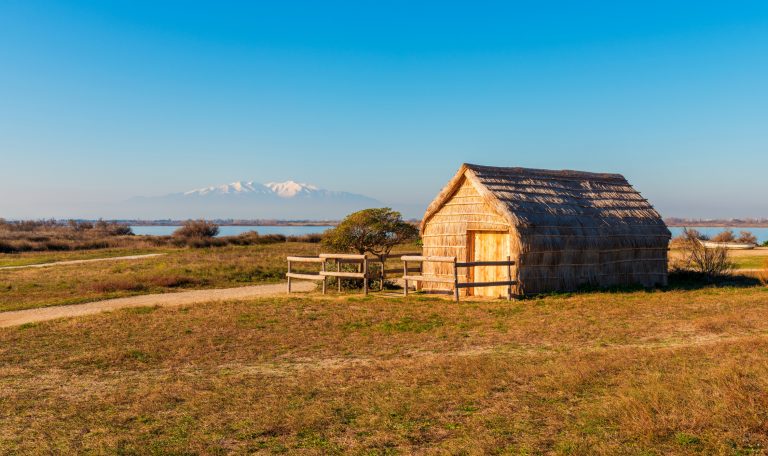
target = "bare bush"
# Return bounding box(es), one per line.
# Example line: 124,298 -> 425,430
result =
173,220 -> 220,238
711,229 -> 735,243
736,230 -> 758,245
673,228 -> 733,279
670,228 -> 707,248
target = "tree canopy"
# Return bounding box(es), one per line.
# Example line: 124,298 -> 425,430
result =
322,208 -> 419,260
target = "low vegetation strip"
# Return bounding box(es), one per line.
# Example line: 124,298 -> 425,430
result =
2,287 -> 768,453
0,281 -> 314,327
0,253 -> 165,270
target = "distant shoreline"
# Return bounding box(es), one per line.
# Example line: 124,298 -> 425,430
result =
66,220 -> 341,227
665,219 -> 768,228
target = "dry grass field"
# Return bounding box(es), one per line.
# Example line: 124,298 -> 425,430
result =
2,286 -> 768,454
2,240 -> 768,454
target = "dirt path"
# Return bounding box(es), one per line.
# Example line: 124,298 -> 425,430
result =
0,253 -> 166,270
0,281 -> 315,328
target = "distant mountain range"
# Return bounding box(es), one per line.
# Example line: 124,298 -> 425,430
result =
121,180 -> 384,219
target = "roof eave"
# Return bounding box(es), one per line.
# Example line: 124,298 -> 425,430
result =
420,164 -> 517,234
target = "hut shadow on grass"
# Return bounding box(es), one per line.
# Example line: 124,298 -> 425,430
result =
665,270 -> 762,291
518,271 -> 762,300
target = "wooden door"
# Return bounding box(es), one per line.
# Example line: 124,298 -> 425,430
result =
470,231 -> 511,297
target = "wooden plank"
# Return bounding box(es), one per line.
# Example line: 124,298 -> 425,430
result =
286,272 -> 324,281
384,268 -> 421,274
456,280 -> 517,289
320,253 -> 366,260
336,258 -> 365,264
383,252 -> 421,259
286,256 -> 324,263
401,255 -> 456,263
456,260 -> 515,267
402,275 -> 455,284
320,271 -> 365,278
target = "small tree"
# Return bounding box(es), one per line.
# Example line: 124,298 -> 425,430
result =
173,220 -> 220,238
323,208 -> 419,262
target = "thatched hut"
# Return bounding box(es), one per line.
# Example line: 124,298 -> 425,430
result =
420,164 -> 670,296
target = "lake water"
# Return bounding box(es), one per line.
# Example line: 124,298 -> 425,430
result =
131,225 -> 333,237
668,227 -> 768,244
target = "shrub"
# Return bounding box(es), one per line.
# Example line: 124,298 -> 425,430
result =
670,228 -> 708,249
673,228 -> 733,280
68,220 -> 93,231
711,229 -> 735,243
226,231 -> 261,246
42,240 -> 72,251
0,241 -> 14,253
173,220 -> 220,238
288,233 -> 323,243
107,223 -> 133,236
735,230 -> 757,245
181,237 -> 226,248
258,234 -> 287,244
149,275 -> 199,288
89,279 -> 147,293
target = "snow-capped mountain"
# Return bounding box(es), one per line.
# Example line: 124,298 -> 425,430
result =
265,181 -> 319,197
183,180 -> 321,198
183,181 -> 268,196
120,180 -> 383,219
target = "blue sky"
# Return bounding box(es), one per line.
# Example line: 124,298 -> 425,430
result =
1,1 -> 767,218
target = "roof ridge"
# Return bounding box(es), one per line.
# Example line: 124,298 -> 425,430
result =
463,163 -> 626,181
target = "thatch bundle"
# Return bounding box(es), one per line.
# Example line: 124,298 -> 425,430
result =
420,164 -> 670,295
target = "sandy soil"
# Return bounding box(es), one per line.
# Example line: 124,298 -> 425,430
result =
0,253 -> 166,270
0,281 -> 315,328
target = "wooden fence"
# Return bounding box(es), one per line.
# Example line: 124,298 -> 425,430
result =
401,255 -> 517,302
287,253 -> 517,301
286,254 -> 369,295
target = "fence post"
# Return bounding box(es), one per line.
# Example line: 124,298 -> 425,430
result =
363,257 -> 369,296
417,261 -> 422,291
381,259 -> 385,291
321,259 -> 327,295
453,258 -> 459,303
337,260 -> 341,292
287,260 -> 292,294
403,259 -> 409,297
506,255 -> 512,301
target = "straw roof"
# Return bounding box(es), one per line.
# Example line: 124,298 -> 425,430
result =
421,163 -> 670,251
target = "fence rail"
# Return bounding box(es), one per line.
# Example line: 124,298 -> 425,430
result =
402,255 -> 517,302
